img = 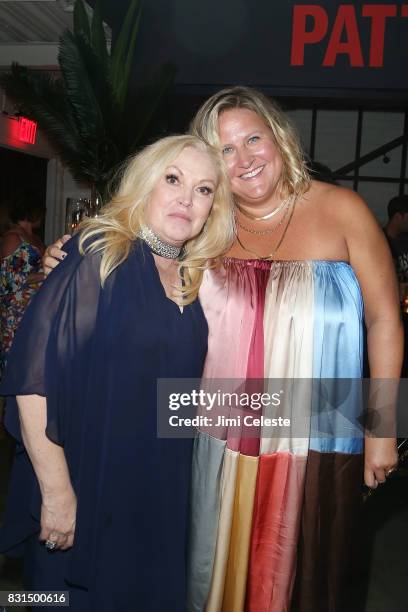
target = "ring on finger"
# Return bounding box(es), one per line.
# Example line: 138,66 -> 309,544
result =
45,539 -> 57,551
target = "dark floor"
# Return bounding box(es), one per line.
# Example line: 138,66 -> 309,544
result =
1,432 -> 407,612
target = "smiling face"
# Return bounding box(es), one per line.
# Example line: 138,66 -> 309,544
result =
144,146 -> 218,247
218,107 -> 284,209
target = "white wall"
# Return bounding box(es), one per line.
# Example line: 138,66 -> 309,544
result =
0,45 -> 59,68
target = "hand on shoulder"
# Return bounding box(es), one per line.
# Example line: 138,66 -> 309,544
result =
42,234 -> 71,276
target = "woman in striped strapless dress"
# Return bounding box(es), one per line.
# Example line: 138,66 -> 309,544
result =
187,86 -> 401,612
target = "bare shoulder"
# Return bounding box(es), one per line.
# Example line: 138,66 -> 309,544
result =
1,232 -> 23,258
303,180 -> 379,230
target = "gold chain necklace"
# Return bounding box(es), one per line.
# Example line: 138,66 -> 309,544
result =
235,198 -> 296,260
235,196 -> 289,221
236,198 -> 291,235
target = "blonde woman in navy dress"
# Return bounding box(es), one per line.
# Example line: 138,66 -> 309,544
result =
0,134 -> 234,611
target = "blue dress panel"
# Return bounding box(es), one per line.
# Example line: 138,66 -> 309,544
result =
0,235 -> 208,611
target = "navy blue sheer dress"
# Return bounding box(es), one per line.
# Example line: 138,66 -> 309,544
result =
0,235 -> 208,611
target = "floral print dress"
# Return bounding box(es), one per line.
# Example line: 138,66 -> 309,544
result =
0,241 -> 42,375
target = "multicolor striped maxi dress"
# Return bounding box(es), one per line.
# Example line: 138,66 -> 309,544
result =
188,258 -> 365,612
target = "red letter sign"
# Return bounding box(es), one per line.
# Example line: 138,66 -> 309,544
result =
291,5 -> 328,65
323,5 -> 364,67
363,5 -> 397,67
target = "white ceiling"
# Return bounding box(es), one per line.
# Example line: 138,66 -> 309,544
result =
0,0 -> 111,65
0,0 -> 75,44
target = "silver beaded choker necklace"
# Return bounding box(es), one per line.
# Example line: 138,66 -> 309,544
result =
138,225 -> 182,259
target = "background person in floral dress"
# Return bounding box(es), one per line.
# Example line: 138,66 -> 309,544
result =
0,195 -> 44,376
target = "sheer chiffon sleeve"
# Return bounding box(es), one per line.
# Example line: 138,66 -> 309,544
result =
1,234 -> 101,445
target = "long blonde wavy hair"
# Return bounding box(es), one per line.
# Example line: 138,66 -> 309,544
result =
190,86 -> 311,200
78,134 -> 234,305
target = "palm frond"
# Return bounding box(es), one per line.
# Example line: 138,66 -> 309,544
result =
58,30 -> 105,143
110,0 -> 141,111
73,0 -> 91,43
72,32 -> 118,133
91,0 -> 109,70
59,31 -> 122,176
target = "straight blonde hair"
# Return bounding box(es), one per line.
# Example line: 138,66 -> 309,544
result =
78,135 -> 234,305
190,86 -> 311,199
